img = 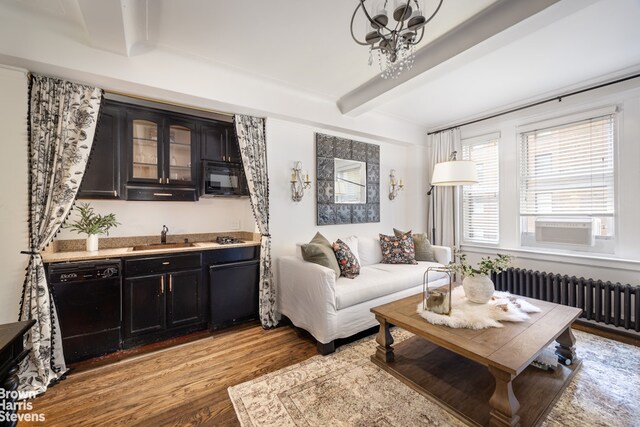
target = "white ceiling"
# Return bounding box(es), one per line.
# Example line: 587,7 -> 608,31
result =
3,0 -> 640,131
375,0 -> 640,129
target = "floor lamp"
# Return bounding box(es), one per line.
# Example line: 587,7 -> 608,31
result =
427,151 -> 478,251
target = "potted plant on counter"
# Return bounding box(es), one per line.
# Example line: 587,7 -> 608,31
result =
447,250 -> 513,304
66,203 -> 119,252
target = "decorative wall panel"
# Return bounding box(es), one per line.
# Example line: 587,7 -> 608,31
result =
316,133 -> 380,225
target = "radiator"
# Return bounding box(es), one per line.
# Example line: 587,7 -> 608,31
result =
491,268 -> 639,334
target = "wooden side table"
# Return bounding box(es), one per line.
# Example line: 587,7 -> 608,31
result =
0,320 -> 35,427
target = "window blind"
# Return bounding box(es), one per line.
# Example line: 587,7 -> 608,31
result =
462,138 -> 499,244
519,114 -> 615,220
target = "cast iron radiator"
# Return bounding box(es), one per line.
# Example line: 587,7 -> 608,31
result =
491,268 -> 639,335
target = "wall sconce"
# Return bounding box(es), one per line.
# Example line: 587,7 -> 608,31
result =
388,169 -> 404,200
291,161 -> 311,202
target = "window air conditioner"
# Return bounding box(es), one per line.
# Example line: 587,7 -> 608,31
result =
534,218 -> 600,246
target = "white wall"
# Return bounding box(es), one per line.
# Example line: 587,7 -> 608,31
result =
57,198 -> 257,239
267,118 -> 427,266
456,80 -> 640,284
0,66 -> 28,323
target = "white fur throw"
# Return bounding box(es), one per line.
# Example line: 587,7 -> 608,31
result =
416,287 -> 541,329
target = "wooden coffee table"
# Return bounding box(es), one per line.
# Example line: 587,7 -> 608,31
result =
370,293 -> 582,427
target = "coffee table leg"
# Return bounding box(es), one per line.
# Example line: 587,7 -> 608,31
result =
555,326 -> 577,364
488,366 -> 521,427
374,315 -> 394,363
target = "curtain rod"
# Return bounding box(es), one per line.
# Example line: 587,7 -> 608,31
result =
427,72 -> 640,135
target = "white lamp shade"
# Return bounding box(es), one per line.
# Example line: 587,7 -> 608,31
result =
431,160 -> 478,186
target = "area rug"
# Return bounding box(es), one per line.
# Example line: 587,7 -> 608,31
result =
416,287 -> 541,329
228,329 -> 640,427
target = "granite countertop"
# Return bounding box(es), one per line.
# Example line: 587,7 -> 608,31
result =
42,232 -> 261,263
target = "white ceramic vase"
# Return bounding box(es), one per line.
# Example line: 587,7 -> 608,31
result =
462,274 -> 495,304
86,234 -> 99,252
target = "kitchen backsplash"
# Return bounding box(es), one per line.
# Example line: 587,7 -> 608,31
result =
49,231 -> 261,253
57,198 -> 257,240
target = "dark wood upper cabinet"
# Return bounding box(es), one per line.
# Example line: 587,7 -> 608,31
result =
78,95 -> 244,202
201,121 -> 241,163
124,107 -> 199,201
77,102 -> 122,199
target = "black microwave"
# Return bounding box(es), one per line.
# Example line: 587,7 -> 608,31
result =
201,161 -> 249,197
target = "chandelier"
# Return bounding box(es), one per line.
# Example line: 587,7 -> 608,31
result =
350,0 -> 443,79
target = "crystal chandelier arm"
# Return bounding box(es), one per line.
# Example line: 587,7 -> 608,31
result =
392,3 -> 410,33
422,0 -> 444,27
413,26 -> 426,45
411,0 -> 443,45
350,2 -> 370,46
353,0 -> 397,41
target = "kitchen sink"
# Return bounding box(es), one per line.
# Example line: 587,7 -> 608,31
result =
131,242 -> 196,251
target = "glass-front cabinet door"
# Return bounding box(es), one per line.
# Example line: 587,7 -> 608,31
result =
168,124 -> 193,183
131,117 -> 162,182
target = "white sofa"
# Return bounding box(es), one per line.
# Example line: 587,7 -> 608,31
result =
277,236 -> 451,354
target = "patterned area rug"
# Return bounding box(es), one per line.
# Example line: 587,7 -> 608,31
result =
228,329 -> 640,427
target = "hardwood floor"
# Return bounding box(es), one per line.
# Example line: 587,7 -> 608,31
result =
20,323 -> 317,426
17,319 -> 636,426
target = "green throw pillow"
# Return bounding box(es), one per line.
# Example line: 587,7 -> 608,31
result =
394,228 -> 436,262
301,232 -> 341,278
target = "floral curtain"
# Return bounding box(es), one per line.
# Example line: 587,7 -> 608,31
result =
234,115 -> 278,328
18,74 -> 102,394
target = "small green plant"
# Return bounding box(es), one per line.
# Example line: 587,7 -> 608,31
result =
447,250 -> 512,278
66,203 -> 119,236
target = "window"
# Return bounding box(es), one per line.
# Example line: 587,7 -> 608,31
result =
462,135 -> 499,244
519,113 -> 615,252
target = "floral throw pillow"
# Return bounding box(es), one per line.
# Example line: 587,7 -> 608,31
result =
332,239 -> 361,279
379,232 -> 417,264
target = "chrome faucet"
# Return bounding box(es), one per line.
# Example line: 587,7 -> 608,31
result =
161,225 -> 168,244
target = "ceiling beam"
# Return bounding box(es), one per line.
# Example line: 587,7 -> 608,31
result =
77,0 -> 150,57
337,0 -> 562,116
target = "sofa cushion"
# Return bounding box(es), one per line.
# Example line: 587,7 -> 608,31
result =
379,232 -> 417,264
332,239 -> 360,279
340,235 -> 360,265
300,232 -> 340,278
394,228 -> 436,262
358,236 -> 383,266
335,262 -> 447,309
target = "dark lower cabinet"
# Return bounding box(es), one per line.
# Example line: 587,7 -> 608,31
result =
167,269 -> 202,328
209,259 -> 260,330
124,274 -> 166,338
123,254 -> 205,348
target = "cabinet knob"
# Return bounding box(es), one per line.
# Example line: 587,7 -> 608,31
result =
160,275 -> 165,293
153,193 -> 173,197
162,261 -> 170,265
158,178 -> 162,184
113,190 -> 118,197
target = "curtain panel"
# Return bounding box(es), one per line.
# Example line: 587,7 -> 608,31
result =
426,128 -> 461,250
18,74 -> 102,394
234,115 -> 278,328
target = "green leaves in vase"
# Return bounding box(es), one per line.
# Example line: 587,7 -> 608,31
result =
65,202 -> 119,236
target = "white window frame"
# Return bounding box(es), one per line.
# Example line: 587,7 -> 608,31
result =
461,132 -> 500,246
516,106 -> 618,255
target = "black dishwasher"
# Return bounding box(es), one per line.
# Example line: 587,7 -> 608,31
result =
49,260 -> 122,363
